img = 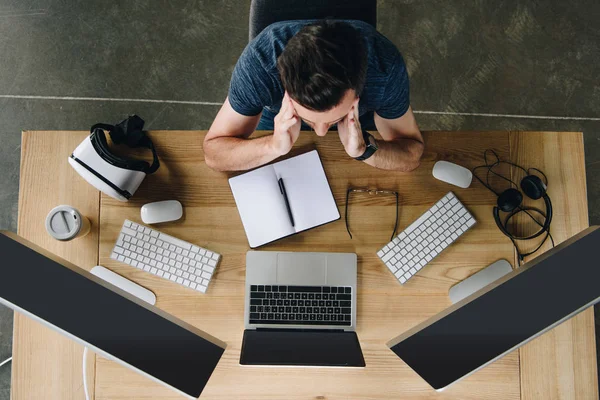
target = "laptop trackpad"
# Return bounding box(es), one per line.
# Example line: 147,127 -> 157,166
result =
276,253 -> 326,285
240,330 -> 365,367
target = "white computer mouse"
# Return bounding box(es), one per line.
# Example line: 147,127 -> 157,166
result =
432,161 -> 473,188
141,200 -> 183,224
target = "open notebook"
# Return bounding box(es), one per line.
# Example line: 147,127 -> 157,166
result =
229,150 -> 340,248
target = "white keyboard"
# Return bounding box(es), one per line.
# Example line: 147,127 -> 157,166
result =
110,220 -> 221,293
377,192 -> 476,285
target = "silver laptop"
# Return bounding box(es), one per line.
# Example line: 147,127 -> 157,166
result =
240,251 -> 365,367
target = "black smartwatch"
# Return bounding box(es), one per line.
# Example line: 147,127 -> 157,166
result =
355,130 -> 378,161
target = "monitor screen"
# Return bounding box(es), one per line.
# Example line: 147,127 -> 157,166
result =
0,232 -> 225,399
388,226 -> 600,390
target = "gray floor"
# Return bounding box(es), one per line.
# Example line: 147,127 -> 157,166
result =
0,0 -> 599,397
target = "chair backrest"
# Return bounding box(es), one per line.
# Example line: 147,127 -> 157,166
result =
249,0 -> 377,41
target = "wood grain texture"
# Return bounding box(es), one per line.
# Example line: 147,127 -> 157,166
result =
14,130 -> 596,400
508,132 -> 598,400
14,131 -> 100,400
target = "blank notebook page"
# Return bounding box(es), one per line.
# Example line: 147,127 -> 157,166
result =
229,165 -> 295,247
274,150 -> 339,232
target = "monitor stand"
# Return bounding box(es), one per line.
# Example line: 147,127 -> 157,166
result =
448,259 -> 513,304
91,266 -> 156,305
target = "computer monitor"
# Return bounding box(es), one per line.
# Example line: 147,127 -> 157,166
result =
0,231 -> 226,399
387,226 -> 600,391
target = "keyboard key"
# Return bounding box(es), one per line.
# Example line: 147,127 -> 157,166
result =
204,265 -> 215,274
382,251 -> 394,263
201,271 -> 212,280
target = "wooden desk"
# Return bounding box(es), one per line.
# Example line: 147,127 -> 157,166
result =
13,130 -> 597,400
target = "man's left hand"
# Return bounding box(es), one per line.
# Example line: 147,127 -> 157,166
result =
337,102 -> 367,158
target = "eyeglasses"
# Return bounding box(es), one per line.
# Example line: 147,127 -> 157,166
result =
345,187 -> 399,241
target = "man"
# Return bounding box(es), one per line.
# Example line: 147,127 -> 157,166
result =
204,19 -> 423,172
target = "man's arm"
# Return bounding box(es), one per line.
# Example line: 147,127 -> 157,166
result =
203,95 -> 301,171
203,98 -> 274,171
366,106 -> 424,171
338,105 -> 424,172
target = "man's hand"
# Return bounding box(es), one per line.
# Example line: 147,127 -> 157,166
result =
271,92 -> 302,156
337,102 -> 367,158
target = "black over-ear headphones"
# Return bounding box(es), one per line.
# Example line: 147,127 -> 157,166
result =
472,150 -> 554,265
90,115 -> 159,174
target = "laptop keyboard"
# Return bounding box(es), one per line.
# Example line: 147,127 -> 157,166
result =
249,285 -> 352,326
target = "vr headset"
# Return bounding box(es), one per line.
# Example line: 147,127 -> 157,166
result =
68,115 -> 160,201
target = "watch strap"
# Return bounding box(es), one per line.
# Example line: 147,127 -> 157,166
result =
355,130 -> 377,161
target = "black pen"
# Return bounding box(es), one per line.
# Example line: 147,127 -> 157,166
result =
278,178 -> 295,227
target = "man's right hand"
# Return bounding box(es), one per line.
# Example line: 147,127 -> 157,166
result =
271,92 -> 301,156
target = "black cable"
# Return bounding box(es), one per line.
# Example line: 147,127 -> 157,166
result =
472,149 -> 555,266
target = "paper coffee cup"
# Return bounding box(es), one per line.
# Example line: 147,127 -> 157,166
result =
45,205 -> 91,241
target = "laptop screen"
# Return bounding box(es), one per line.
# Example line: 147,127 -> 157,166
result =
0,232 -> 225,398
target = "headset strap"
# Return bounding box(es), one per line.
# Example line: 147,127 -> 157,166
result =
90,115 -> 160,174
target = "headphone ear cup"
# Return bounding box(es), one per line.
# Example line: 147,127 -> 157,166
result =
521,175 -> 546,200
497,188 -> 522,212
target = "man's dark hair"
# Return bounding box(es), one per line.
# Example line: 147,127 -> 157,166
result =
277,20 -> 367,112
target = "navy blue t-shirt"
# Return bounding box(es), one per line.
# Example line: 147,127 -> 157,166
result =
228,20 -> 410,129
